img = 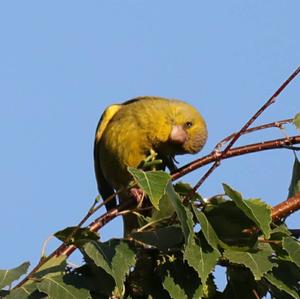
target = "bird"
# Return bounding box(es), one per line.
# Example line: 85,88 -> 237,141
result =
94,96 -> 207,235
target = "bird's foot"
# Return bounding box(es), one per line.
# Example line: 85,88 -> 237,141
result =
128,188 -> 145,205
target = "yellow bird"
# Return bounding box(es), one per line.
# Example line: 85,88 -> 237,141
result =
94,96 -> 207,234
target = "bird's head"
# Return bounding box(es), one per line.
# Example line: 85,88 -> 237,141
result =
167,100 -> 207,155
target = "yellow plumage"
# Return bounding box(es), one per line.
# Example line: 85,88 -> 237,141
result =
94,96 -> 207,234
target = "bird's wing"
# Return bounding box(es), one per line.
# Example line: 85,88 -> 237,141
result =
95,104 -> 122,142
94,104 -> 122,211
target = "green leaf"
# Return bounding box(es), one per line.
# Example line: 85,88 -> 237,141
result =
111,241 -> 136,297
8,256 -> 66,298
288,157 -> 300,198
223,184 -> 272,238
130,226 -> 184,251
83,241 -> 113,277
265,260 -> 300,299
165,182 -> 194,242
223,267 -> 263,299
129,253 -> 170,298
150,192 -> 175,223
54,227 -> 99,245
184,235 -> 220,284
33,256 -> 67,280
223,243 -> 275,280
283,237 -> 300,267
174,182 -> 201,201
37,275 -> 91,299
270,224 -> 292,239
5,283 -> 43,299
203,200 -> 257,248
158,253 -> 203,298
293,112 -> 300,130
192,207 -> 224,250
265,272 -> 300,299
83,240 -> 136,297
128,167 -> 171,209
65,264 -> 115,298
12,257 -> 67,298
269,225 -> 293,261
191,284 -> 204,299
162,273 -> 188,299
0,262 -> 30,289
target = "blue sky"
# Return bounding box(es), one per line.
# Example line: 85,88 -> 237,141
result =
0,1 -> 299,292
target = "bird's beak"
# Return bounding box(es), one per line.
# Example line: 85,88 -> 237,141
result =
169,125 -> 188,144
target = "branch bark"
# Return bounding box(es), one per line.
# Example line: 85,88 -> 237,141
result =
243,193 -> 300,235
172,135 -> 300,181
271,193 -> 300,222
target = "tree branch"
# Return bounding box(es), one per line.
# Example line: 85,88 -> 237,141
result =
243,193 -> 300,235
172,135 -> 300,181
184,66 -> 300,203
214,118 -> 293,151
271,193 -> 300,222
16,194 -> 300,289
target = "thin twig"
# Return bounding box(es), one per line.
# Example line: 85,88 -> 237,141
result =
172,135 -> 300,181
214,118 -> 293,151
76,197 -> 99,228
136,215 -> 174,232
183,66 -> 300,203
59,193 -> 120,248
13,200 -> 131,288
252,288 -> 261,299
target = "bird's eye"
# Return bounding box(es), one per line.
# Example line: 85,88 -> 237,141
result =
185,121 -> 193,128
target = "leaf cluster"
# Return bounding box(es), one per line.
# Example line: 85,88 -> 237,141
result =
1,112 -> 300,298
2,161 -> 300,299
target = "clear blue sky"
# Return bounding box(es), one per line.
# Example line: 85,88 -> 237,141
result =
0,1 -> 299,292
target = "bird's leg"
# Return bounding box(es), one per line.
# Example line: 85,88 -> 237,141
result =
164,154 -> 178,173
128,187 -> 145,206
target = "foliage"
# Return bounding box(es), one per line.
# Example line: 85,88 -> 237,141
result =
2,157 -> 300,299
293,113 -> 300,130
